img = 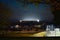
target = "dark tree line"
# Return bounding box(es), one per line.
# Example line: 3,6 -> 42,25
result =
0,3 -> 12,29
50,0 -> 60,25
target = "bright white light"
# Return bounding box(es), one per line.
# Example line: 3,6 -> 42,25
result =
20,18 -> 40,22
37,20 -> 39,22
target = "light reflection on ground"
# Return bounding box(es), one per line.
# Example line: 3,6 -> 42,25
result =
30,31 -> 46,37
0,31 -> 46,37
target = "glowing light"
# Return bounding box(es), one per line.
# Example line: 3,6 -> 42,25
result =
37,20 -> 39,22
20,19 -> 40,22
31,31 -> 46,37
15,25 -> 19,28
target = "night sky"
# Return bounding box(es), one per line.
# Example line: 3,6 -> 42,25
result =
0,0 -> 54,23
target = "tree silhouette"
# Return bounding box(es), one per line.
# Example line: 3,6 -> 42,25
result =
0,3 -> 12,29
50,0 -> 60,25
